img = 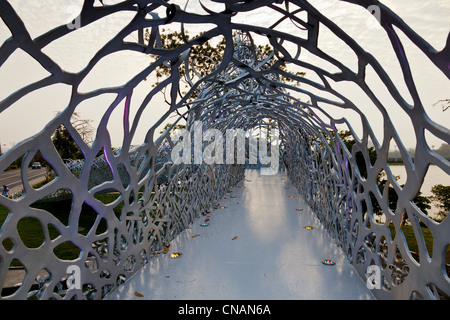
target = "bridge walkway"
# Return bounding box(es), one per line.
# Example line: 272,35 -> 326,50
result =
105,169 -> 375,300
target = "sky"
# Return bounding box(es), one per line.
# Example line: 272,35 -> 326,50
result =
0,0 -> 449,153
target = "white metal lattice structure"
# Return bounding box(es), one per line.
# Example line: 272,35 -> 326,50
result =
0,0 -> 449,300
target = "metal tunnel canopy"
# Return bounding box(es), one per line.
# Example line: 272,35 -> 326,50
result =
0,0 -> 449,300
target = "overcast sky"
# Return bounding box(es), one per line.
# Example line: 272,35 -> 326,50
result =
0,0 -> 449,152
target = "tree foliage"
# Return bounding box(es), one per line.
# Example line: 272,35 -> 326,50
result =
52,125 -> 83,161
430,184 -> 450,219
435,143 -> 450,158
51,112 -> 94,161
433,98 -> 450,111
336,130 -> 431,220
145,30 -> 306,103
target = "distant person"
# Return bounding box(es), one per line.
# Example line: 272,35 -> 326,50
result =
1,185 -> 9,197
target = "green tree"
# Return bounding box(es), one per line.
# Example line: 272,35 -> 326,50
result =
52,125 -> 83,161
145,30 -> 305,102
435,143 -> 450,158
337,129 -> 376,180
336,130 -> 431,220
51,112 -> 94,161
159,123 -> 186,134
430,184 -> 450,219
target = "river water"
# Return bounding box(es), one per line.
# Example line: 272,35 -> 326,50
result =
388,164 -> 450,220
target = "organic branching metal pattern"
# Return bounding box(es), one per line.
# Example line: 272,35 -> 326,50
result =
0,0 -> 449,300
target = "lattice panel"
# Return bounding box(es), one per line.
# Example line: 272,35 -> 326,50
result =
0,0 -> 449,300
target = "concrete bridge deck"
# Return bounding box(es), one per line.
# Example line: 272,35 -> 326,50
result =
105,169 -> 375,300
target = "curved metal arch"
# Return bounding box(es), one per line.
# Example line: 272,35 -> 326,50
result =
0,0 -> 448,300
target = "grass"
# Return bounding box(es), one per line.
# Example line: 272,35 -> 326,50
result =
0,190 -> 172,265
389,222 -> 449,265
0,193 -> 120,264
1,194 -> 448,268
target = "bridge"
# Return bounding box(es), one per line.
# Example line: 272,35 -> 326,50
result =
105,169 -> 375,300
0,0 -> 449,300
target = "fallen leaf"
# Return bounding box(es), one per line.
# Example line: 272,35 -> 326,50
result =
161,247 -> 169,254
232,236 -> 238,240
170,252 -> 182,258
135,292 -> 144,297
219,206 -> 227,209
289,196 -> 294,198
192,234 -> 200,238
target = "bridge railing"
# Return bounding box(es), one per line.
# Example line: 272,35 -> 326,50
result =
0,0 -> 449,300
